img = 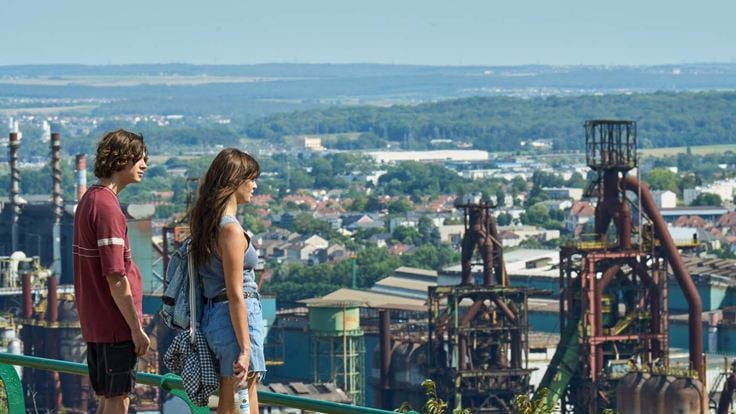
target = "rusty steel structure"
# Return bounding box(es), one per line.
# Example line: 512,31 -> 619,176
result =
554,120 -> 705,413
428,195 -> 532,413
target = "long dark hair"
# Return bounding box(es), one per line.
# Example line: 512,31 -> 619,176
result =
189,148 -> 260,270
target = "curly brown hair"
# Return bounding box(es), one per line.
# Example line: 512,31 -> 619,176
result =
93,129 -> 148,178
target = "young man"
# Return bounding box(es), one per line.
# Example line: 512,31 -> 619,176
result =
73,130 -> 150,414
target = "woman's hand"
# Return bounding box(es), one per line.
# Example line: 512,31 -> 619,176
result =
233,351 -> 250,388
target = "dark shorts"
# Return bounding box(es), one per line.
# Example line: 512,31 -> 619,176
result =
87,341 -> 138,397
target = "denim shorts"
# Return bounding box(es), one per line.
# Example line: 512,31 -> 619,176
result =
201,296 -> 267,379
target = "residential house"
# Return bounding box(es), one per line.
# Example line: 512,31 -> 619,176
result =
285,235 -> 329,263
342,213 -> 384,231
368,233 -> 392,248
565,201 -> 595,234
652,190 -> 677,209
543,187 -> 583,201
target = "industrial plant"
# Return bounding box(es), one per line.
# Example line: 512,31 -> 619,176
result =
2,120 -> 736,413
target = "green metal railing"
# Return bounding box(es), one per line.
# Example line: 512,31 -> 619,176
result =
0,353 -> 412,414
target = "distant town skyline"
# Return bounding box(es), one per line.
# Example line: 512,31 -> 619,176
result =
2,0 -> 735,66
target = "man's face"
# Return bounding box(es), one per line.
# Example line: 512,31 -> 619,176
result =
121,154 -> 147,185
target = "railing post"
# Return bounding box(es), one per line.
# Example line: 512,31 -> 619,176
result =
159,373 -> 210,414
0,363 -> 26,413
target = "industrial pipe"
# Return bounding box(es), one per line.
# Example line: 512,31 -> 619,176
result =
22,273 -> 32,319
623,176 -> 704,382
51,133 -> 62,224
9,132 -> 20,252
487,212 -> 506,286
75,154 -> 87,202
379,310 -> 392,409
594,171 -> 632,249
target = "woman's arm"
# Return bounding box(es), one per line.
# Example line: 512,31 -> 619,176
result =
218,223 -> 251,378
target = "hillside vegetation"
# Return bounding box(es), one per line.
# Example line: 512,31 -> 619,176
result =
245,92 -> 736,150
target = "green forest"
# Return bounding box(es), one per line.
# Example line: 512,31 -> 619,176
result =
245,92 -> 736,151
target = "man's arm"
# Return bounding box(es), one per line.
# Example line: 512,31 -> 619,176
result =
107,274 -> 150,356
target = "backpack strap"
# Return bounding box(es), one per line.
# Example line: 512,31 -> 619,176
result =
188,242 -> 197,344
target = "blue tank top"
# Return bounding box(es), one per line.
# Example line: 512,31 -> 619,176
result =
200,215 -> 259,299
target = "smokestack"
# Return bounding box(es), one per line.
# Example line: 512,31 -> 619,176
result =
75,154 -> 87,202
379,310 -> 392,409
51,133 -> 62,224
9,132 -> 21,252
47,276 -> 58,323
22,273 -> 32,319
709,312 -> 720,354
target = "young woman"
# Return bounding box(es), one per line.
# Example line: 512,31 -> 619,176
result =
189,148 -> 265,414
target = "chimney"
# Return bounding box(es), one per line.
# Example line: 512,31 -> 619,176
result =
9,132 -> 21,252
51,133 -> 62,224
75,154 -> 87,202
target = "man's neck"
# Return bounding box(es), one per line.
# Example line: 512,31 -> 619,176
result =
97,176 -> 127,196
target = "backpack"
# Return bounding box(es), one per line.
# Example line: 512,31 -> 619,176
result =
160,239 -> 203,338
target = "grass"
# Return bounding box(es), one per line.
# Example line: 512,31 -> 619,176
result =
640,144 -> 736,157
0,105 -> 97,115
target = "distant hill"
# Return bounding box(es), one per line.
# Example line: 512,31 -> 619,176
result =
245,92 -> 736,150
1,63 -> 736,118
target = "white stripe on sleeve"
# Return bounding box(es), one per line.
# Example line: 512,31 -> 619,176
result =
97,237 -> 124,247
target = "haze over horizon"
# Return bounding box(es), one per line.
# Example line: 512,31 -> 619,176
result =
2,0 -> 735,67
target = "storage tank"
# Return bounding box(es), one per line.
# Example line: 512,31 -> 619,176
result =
390,342 -> 414,387
664,376 -> 703,414
616,370 -> 649,414
57,296 -> 88,412
308,301 -> 361,332
639,374 -> 673,413
8,338 -> 22,377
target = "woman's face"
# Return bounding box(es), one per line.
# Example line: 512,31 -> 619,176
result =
235,178 -> 257,205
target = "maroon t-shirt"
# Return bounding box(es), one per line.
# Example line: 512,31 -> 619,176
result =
73,185 -> 143,343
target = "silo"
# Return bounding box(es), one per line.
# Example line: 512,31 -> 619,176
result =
640,374 -> 673,413
664,376 -> 704,414
57,293 -> 89,413
616,370 -> 649,414
309,301 -> 365,405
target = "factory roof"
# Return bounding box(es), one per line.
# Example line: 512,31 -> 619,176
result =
442,248 -> 559,278
300,288 -> 426,312
660,206 -> 729,216
681,255 -> 736,280
371,276 -> 434,298
394,266 -> 438,280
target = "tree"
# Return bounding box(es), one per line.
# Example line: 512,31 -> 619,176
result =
290,213 -> 335,238
392,226 -> 421,245
497,212 -> 513,226
691,192 -> 723,207
646,168 -> 679,194
521,204 -> 550,226
510,177 -> 528,194
495,190 -> 507,207
679,173 -> 702,194
400,244 -> 460,270
566,172 -> 587,188
388,198 -> 412,214
417,216 -> 441,246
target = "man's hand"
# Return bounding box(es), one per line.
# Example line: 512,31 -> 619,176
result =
131,327 -> 150,356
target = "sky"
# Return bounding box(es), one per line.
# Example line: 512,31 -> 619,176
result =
2,0 -> 735,66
